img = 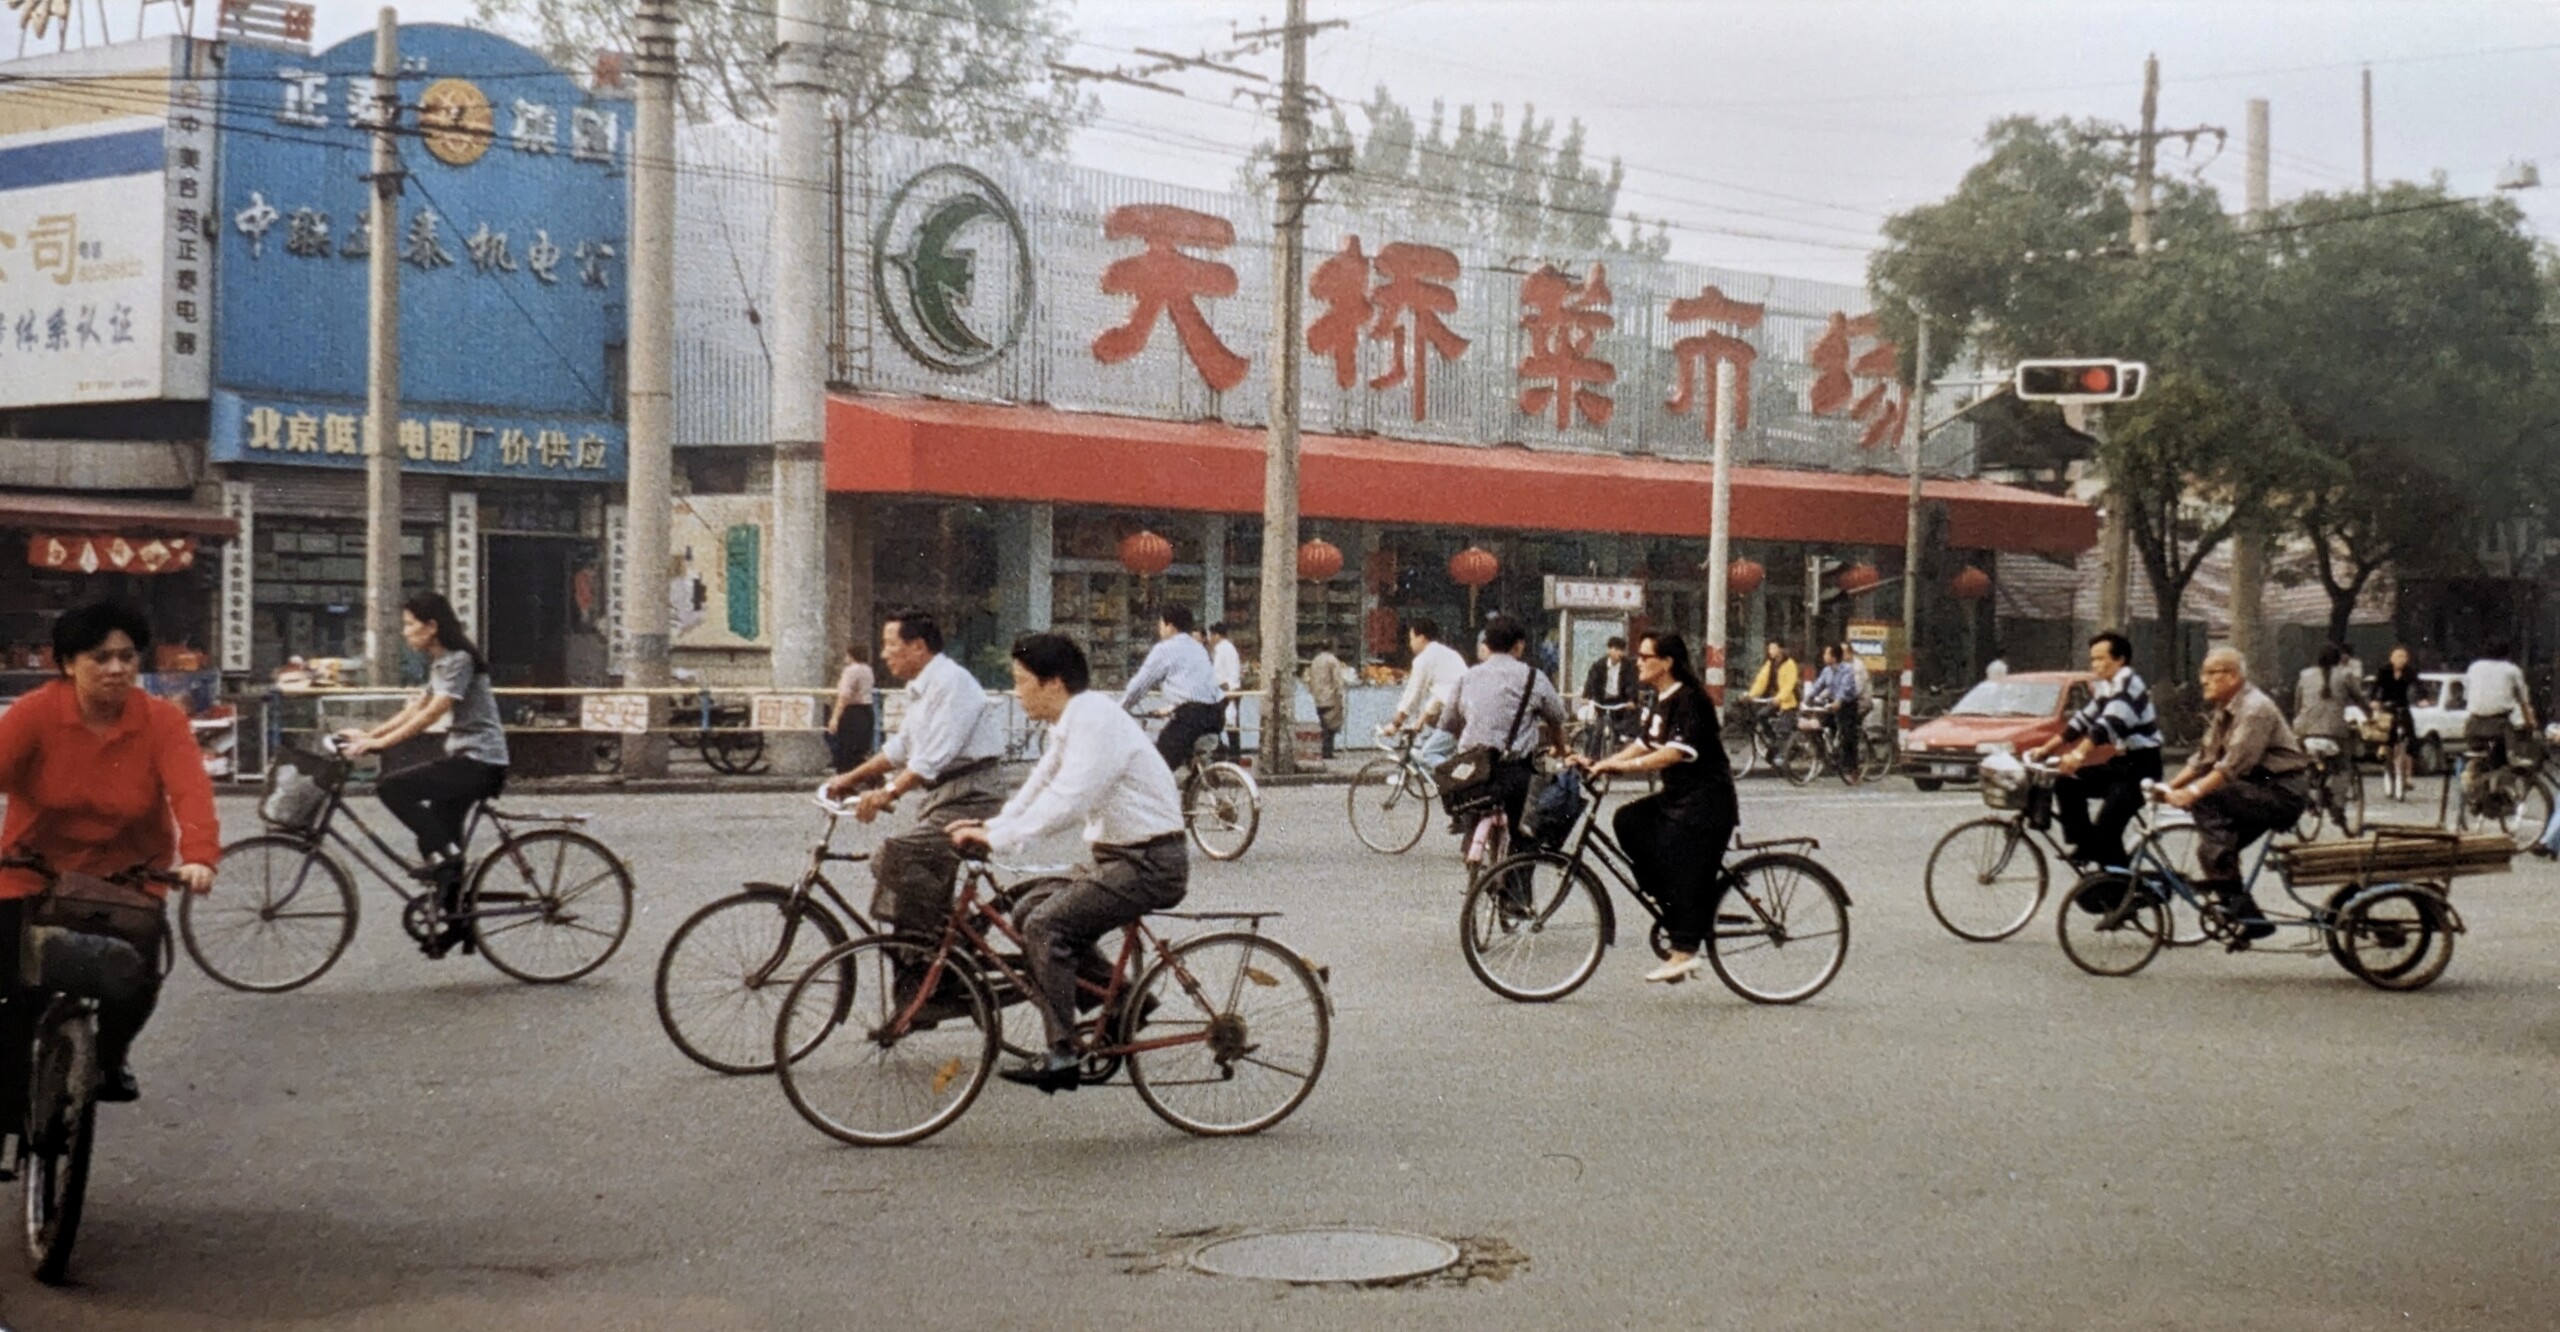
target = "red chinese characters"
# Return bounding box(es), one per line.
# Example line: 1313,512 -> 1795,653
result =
1092,204 -> 1250,393
1516,263 -> 1616,430
1665,284 -> 1765,436
1306,236 -> 1470,422
1807,311 -> 1905,449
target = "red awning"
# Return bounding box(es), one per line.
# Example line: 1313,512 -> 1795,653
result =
825,395 -> 2096,555
0,492 -> 238,539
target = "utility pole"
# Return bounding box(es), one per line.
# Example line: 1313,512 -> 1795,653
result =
2095,54 -> 2160,634
768,0 -> 832,774
2229,97 -> 2273,677
362,9 -> 403,686
1702,359 -> 1736,698
1900,319 -> 1931,663
1252,0 -> 1313,777
2361,67 -> 2375,192
621,0 -> 677,776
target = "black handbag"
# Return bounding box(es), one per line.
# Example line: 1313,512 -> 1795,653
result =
1436,661 -> 1540,818
26,871 -> 167,981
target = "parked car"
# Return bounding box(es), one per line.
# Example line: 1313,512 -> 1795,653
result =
1900,671 -> 2094,791
2401,672 -> 2472,775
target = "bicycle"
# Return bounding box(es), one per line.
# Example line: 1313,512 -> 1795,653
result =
771,845 -> 1329,1146
654,789 -> 881,1075
2443,728 -> 2556,851
1722,697 -> 1794,779
2056,785 -> 2486,991
1779,704 -> 1891,786
182,737 -> 636,991
1923,755 -> 2206,945
2294,736 -> 2366,841
0,854 -> 181,1285
1458,772 -> 1852,1005
1140,712 -> 1261,861
1346,726 -> 1440,854
1570,700 -> 1639,762
584,677 -> 770,775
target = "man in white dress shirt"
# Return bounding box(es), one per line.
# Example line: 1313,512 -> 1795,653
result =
953,633 -> 1188,1092
1119,604 -> 1226,772
824,609 -> 1009,959
1207,621 -> 1244,761
1388,616 -> 1469,771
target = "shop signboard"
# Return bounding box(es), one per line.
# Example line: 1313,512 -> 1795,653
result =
0,37 -> 214,408
213,26 -> 627,458
671,494 -> 770,650
205,389 -> 628,482
1545,577 -> 1645,613
579,692 -> 649,735
1847,619 -> 1897,674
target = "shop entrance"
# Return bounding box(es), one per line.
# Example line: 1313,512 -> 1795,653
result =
484,536 -> 577,688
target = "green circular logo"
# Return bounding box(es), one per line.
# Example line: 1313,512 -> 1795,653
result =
872,165 -> 1034,373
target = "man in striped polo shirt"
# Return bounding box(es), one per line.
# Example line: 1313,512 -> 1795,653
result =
2029,631 -> 2162,870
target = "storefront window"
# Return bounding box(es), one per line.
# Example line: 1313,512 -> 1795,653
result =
0,546 -> 210,684
252,521 -> 434,675
875,500 -> 1003,682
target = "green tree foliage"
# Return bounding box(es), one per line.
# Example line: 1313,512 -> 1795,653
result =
472,0 -> 1094,153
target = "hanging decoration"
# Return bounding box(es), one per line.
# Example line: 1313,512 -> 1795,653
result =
1116,529 -> 1173,578
27,534 -> 198,576
1949,565 -> 1993,601
1296,538 -> 1344,582
1448,545 -> 1500,623
1836,561 -> 1883,595
1727,558 -> 1766,597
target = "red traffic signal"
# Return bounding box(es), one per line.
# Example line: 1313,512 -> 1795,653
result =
2014,359 -> 2147,404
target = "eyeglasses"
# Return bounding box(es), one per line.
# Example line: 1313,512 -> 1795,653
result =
1635,652 -> 1666,661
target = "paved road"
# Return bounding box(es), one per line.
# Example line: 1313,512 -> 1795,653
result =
2,778 -> 2555,1331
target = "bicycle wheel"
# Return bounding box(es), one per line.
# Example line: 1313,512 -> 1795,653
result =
1184,764 -> 1260,861
1126,931 -> 1330,1137
467,829 -> 635,984
1705,852 -> 1850,1004
1722,721 -> 1757,779
2334,886 -> 2454,991
1779,731 -> 1823,787
774,936 -> 996,1147
21,1011 -> 94,1286
1346,759 -> 1430,854
2055,872 -> 2165,977
2508,778 -> 2555,852
655,888 -> 858,1075
1458,851 -> 1610,1002
179,835 -> 358,993
1860,728 -> 1897,783
703,726 -> 769,775
2336,761 -> 2367,838
1922,818 -> 2048,942
2294,782 -> 2327,842
2137,822 -> 2211,947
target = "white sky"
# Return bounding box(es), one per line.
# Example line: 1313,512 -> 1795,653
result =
316,0 -> 2560,285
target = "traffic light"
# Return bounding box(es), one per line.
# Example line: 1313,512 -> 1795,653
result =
2013,359 -> 2148,404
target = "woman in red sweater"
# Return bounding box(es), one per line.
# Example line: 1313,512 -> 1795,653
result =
0,601 -> 219,1102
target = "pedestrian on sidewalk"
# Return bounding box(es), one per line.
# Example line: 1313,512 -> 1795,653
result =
827,642 -> 876,774
1303,640 -> 1355,760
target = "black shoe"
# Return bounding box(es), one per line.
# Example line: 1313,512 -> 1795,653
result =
96,1065 -> 138,1104
998,1050 -> 1082,1095
2240,918 -> 2278,942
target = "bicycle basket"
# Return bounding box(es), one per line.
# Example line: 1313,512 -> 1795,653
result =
1977,752 -> 2030,812
260,747 -> 348,833
1797,710 -> 1829,732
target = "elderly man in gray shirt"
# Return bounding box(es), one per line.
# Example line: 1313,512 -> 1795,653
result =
1438,614 -> 1567,843
2163,647 -> 2311,944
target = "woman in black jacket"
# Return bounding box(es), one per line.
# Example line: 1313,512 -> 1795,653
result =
1579,632 -> 1739,985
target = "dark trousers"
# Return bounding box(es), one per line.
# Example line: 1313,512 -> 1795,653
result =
2191,774 -> 2307,915
2054,749 -> 2165,869
1316,705 -> 1344,760
829,704 -> 875,774
871,766 -> 1008,941
1156,701 -> 1225,772
1222,699 -> 1242,763
1011,836 -> 1189,1048
377,757 -> 506,904
0,900 -> 158,1097
1827,704 -> 1860,771
1614,787 -> 1739,954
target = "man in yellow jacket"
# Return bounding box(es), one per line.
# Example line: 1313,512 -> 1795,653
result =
1748,641 -> 1801,708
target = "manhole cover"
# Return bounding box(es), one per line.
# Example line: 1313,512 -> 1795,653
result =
1189,1228 -> 1461,1285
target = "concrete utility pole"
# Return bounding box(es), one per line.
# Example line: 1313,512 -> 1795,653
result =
768,0 -> 832,773
1252,0 -> 1313,776
362,9 -> 403,686
2095,54 -> 2160,633
2361,67 -> 2375,193
1900,318 -> 1930,662
2229,97 -> 2273,677
621,0 -> 677,776
1702,358 -> 1736,697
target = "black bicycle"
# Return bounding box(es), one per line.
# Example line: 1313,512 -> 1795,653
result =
183,738 -> 635,991
1458,773 -> 1852,1004
1723,697 -> 1795,779
1779,703 -> 1894,786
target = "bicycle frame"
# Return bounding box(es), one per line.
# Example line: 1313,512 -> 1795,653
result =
1535,778 -> 1823,944
278,782 -> 563,930
2118,823 -> 2321,944
738,817 -> 872,991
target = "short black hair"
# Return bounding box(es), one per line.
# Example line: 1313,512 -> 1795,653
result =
1606,636 -> 1627,650
53,600 -> 151,671
2489,642 -> 2517,661
884,608 -> 943,654
1158,605 -> 1195,635
2089,631 -> 2132,664
1405,616 -> 1440,643
1207,621 -> 1229,637
1482,615 -> 1529,654
1010,632 -> 1090,693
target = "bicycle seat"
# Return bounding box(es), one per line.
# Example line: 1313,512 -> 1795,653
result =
1191,735 -> 1222,760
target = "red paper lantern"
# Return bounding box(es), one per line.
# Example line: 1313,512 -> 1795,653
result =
1448,546 -> 1500,589
1117,529 -> 1173,578
1836,562 -> 1883,595
1727,558 -> 1766,597
1949,565 -> 1993,601
1297,538 -> 1344,582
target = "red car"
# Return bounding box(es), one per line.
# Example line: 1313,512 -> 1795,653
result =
1901,670 -> 2095,791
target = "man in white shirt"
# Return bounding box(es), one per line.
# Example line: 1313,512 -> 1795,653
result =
1119,605 -> 1225,771
1389,616 -> 1468,770
2462,642 -> 2537,773
1207,621 -> 1244,761
825,609 -> 1009,952
953,633 -> 1187,1093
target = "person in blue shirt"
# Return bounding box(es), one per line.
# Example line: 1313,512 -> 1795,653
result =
1118,605 -> 1226,772
1802,643 -> 1867,783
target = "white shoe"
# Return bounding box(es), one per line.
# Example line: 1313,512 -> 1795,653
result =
1643,955 -> 1702,984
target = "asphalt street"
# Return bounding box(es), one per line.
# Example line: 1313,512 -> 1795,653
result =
1,775 -> 2555,1331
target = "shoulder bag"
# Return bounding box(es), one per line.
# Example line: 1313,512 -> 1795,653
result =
1436,661 -> 1540,818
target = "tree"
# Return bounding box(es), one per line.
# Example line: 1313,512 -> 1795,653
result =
1244,86 -> 1669,258
473,0 -> 1095,153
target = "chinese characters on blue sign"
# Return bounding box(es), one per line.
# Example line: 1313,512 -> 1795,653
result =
208,390 -> 628,481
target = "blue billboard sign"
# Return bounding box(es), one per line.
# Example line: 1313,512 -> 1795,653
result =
206,388 -> 627,482
212,25 -> 628,479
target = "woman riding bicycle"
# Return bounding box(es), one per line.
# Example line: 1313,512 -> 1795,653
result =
338,592 -> 509,958
0,600 -> 218,1102
1578,632 -> 1738,986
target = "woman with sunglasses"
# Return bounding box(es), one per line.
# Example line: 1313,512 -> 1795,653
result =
1576,631 -> 1739,985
